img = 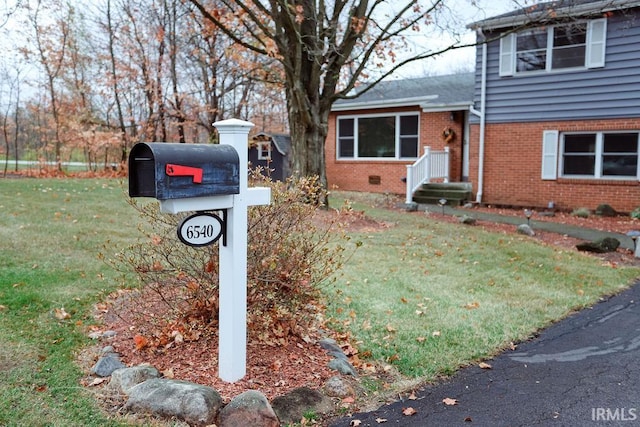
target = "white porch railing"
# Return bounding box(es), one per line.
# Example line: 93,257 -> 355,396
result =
405,146 -> 450,204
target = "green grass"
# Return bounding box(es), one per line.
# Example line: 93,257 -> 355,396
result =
325,194 -> 640,380
0,178 -> 137,427
1,180 -> 638,425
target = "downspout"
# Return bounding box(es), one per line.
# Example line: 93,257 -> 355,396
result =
469,35 -> 487,204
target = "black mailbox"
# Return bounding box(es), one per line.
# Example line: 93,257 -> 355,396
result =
129,142 -> 240,200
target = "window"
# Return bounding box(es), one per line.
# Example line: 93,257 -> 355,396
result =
257,142 -> 271,160
337,114 -> 419,159
500,18 -> 606,76
560,132 -> 639,178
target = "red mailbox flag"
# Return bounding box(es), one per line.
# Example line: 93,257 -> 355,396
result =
166,164 -> 203,184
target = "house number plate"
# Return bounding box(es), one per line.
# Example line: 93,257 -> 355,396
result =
177,212 -> 224,247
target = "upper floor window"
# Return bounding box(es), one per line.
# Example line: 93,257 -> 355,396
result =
337,113 -> 419,160
500,18 -> 606,76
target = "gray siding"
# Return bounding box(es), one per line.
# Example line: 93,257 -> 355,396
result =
472,10 -> 640,123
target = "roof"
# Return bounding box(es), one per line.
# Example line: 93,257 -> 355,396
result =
252,132 -> 290,156
468,0 -> 640,31
332,72 -> 475,112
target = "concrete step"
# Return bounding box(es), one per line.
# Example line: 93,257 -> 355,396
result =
413,182 -> 472,205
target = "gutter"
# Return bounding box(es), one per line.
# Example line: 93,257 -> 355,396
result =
332,95 -> 438,111
469,38 -> 487,204
468,0 -> 640,31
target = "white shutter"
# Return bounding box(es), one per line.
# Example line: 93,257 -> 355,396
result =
499,33 -> 515,77
587,18 -> 607,68
541,130 -> 559,180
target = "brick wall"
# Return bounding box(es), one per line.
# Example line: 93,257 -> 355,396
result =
326,107 -> 465,195
468,119 -> 640,213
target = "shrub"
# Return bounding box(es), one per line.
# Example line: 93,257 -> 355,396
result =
112,171 -> 357,347
595,203 -> 616,217
572,207 -> 590,218
631,207 -> 640,220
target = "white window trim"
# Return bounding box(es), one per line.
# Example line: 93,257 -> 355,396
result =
336,112 -> 420,161
500,18 -> 606,77
558,131 -> 640,180
257,142 -> 271,160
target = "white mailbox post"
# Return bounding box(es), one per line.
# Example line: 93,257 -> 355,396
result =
144,118 -> 271,383
213,119 -> 270,383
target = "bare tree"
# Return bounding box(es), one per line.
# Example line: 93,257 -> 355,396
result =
28,0 -> 69,169
186,0 -> 480,190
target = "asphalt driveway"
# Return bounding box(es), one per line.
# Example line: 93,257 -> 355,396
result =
331,279 -> 640,427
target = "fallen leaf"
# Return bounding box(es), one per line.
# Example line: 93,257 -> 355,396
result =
402,407 -> 417,416
463,301 -> 480,309
375,417 -> 388,423
162,368 -> 175,378
432,330 -> 441,337
416,336 -> 426,343
408,391 -> 417,400
342,396 -> 355,404
134,334 -> 149,350
400,297 -> 408,303
89,377 -> 107,386
0,304 -> 6,311
479,362 -> 492,369
386,324 -> 396,333
349,420 -> 362,426
443,397 -> 458,406
54,307 -> 71,320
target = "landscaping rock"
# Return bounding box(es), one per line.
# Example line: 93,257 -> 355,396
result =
595,203 -> 617,217
516,224 -> 535,236
101,345 -> 115,355
91,351 -> 126,377
318,338 -> 342,354
323,375 -> 355,398
576,237 -> 620,253
124,378 -> 222,426
458,215 -> 477,225
218,390 -> 278,427
328,358 -> 357,376
271,387 -> 333,426
108,365 -> 160,395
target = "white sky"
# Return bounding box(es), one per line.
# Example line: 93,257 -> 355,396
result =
393,0 -> 526,78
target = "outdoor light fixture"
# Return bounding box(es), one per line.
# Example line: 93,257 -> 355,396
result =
626,230 -> 640,253
438,198 -> 447,215
524,209 -> 533,226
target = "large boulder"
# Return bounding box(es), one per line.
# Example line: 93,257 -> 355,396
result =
271,387 -> 333,426
124,378 -> 222,426
108,365 -> 160,395
576,237 -> 620,253
218,390 -> 279,427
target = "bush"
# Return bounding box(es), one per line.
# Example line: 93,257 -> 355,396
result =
631,207 -> 640,220
595,203 -> 616,217
572,207 -> 591,218
113,171 -> 357,347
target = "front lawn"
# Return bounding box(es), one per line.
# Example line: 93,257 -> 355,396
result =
0,178 -> 638,425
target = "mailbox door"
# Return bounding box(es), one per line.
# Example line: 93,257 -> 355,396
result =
129,144 -> 156,198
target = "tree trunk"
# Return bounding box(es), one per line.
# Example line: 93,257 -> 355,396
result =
286,90 -> 329,196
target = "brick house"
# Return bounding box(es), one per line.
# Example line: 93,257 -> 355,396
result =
327,73 -> 474,196
327,0 -> 640,213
